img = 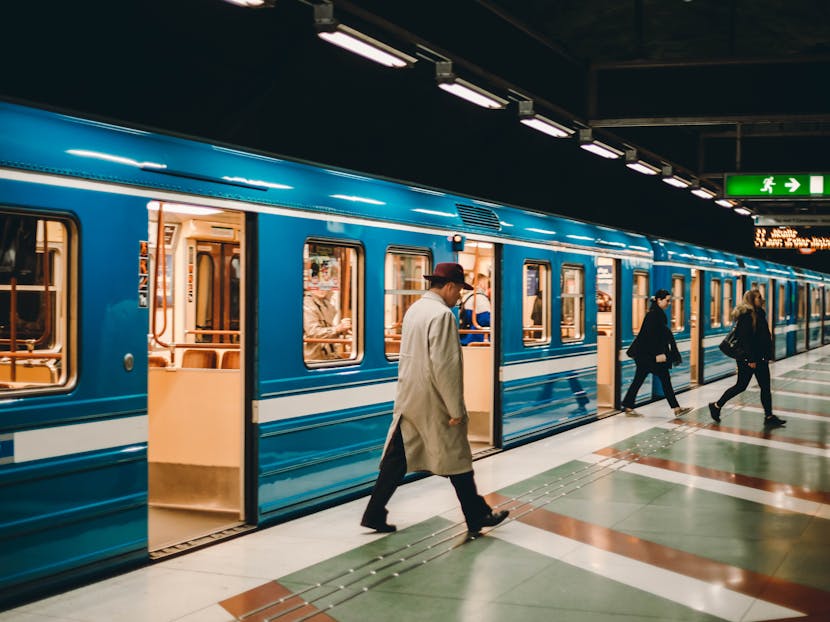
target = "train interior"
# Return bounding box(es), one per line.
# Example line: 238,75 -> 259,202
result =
595,256 -> 618,416
145,201 -> 246,555
689,269 -> 701,386
458,242 -> 495,453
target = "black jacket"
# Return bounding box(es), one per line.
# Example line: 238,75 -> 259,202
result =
733,306 -> 773,363
628,306 -> 682,366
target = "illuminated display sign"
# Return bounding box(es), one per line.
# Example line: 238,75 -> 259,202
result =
726,174 -> 830,198
754,226 -> 830,250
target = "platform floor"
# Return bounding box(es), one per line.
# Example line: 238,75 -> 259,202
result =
3,348 -> 829,622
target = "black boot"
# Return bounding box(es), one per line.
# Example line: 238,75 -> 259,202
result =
763,414 -> 786,427
708,402 -> 721,423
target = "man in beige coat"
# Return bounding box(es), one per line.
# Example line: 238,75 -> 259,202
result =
361,263 -> 508,535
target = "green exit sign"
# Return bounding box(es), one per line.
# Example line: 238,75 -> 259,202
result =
725,174 -> 830,198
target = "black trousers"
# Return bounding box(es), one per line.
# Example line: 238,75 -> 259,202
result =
716,360 -> 772,416
621,361 -> 679,410
362,422 -> 491,529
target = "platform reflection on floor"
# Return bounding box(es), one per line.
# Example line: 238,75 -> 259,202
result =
3,348 -> 829,622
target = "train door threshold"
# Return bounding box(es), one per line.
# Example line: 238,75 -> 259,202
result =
150,522 -> 255,561
472,446 -> 501,460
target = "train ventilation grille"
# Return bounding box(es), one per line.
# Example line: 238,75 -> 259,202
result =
456,204 -> 501,231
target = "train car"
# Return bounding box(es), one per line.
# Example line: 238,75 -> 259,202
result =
1,101 -> 827,606
824,274 -> 830,345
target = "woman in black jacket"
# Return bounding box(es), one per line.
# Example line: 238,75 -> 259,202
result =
622,289 -> 691,417
709,289 -> 786,427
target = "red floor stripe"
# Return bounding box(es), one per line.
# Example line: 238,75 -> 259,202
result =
670,418 -> 830,449
219,580 -> 337,622
594,446 -> 830,504
486,492 -> 830,617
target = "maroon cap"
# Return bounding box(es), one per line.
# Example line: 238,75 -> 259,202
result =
424,262 -> 473,290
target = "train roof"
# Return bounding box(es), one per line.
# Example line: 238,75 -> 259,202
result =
0,101 -> 653,257
649,238 -> 742,271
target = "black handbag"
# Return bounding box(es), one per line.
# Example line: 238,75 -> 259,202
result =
719,323 -> 740,359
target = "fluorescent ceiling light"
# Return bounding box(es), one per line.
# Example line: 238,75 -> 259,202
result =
715,199 -> 735,208
222,0 -> 273,6
578,130 -> 622,159
147,201 -> 221,216
660,165 -> 691,188
624,150 -> 659,175
516,100 -> 572,138
438,79 -> 507,109
734,207 -> 752,216
690,185 -> 716,199
317,26 -> 416,68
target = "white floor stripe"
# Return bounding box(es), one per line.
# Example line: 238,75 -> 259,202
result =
492,522 -> 804,622
580,453 -> 824,515
779,375 -> 830,386
771,388 -> 830,402
655,422 -> 830,458
735,405 -> 830,424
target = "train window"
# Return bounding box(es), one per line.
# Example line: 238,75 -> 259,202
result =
825,287 -> 830,319
384,250 -> 430,359
303,240 -> 361,366
710,279 -> 722,327
671,276 -> 685,332
810,285 -> 821,319
192,242 -> 240,344
779,284 -> 787,321
523,261 -> 549,346
195,251 -> 214,341
0,213 -> 73,393
560,264 -> 584,342
797,284 -> 806,320
632,271 -> 649,334
723,280 -> 734,326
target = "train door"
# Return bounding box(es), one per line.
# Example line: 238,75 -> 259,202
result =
596,257 -> 618,415
457,241 -> 495,454
689,269 -> 701,386
146,202 -> 248,557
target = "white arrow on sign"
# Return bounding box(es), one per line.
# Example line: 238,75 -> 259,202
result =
785,177 -> 801,192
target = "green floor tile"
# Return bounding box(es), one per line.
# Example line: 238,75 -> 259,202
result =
772,377 -> 830,396
780,369 -> 830,382
739,389 -> 830,416
774,540 -> 830,592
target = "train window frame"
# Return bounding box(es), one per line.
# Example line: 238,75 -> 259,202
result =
632,271 -> 649,335
0,211 -> 76,396
779,284 -> 787,321
560,263 -> 585,343
383,247 -> 431,361
723,279 -> 734,326
710,278 -> 722,328
824,286 -> 830,319
523,260 -> 550,347
797,283 -> 806,320
670,275 -> 685,333
302,239 -> 363,368
810,285 -> 822,319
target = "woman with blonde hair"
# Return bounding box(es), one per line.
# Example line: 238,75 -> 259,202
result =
709,289 -> 786,427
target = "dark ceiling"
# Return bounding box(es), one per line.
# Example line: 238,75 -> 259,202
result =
1,0 -> 830,269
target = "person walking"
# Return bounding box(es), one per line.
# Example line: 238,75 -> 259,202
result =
360,262 -> 508,536
709,289 -> 786,427
621,289 -> 691,417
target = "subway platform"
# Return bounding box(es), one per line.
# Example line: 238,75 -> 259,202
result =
3,347 -> 829,622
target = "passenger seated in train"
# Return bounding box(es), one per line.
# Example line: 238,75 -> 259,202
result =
303,285 -> 352,360
459,273 -> 491,345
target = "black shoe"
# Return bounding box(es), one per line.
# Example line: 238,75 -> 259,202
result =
468,509 -> 509,534
708,402 -> 721,423
764,414 -> 786,427
360,518 -> 397,533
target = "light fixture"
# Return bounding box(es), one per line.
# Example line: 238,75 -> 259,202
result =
715,198 -> 736,208
734,206 -> 753,216
314,4 -> 416,68
660,165 -> 691,188
578,129 -> 623,159
221,0 -> 275,7
689,182 -> 716,199
435,61 -> 508,109
624,149 -> 660,175
517,101 -> 573,138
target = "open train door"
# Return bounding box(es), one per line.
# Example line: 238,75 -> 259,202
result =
146,202 -> 251,557
689,268 -> 702,386
596,256 -> 619,416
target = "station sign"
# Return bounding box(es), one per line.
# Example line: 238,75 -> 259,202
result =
754,226 -> 830,251
726,174 -> 829,198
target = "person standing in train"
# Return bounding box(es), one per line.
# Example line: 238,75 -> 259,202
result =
621,289 -> 692,417
709,289 -> 786,427
361,263 -> 508,536
459,273 -> 491,345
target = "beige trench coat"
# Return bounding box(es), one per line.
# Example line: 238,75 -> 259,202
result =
385,290 -> 473,476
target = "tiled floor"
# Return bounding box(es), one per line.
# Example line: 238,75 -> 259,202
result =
4,348 -> 829,622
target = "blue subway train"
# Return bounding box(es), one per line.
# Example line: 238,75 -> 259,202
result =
1,101 -> 828,606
